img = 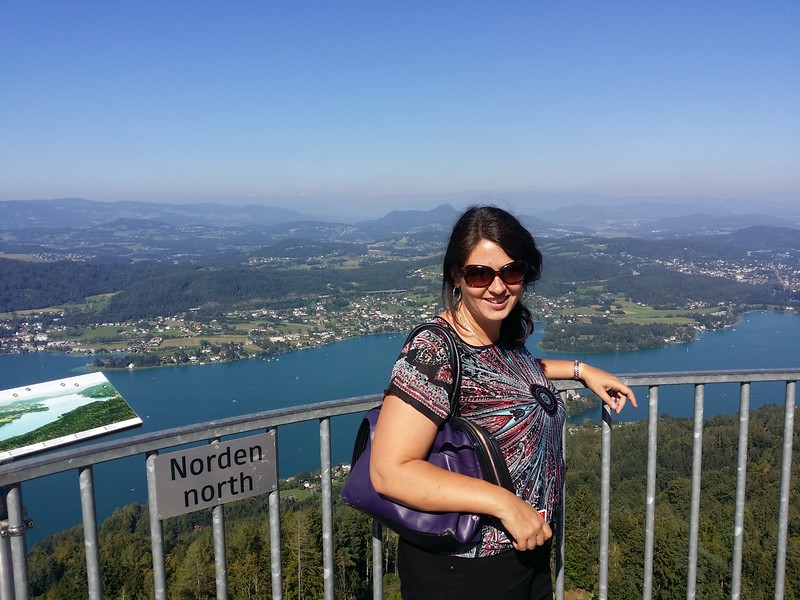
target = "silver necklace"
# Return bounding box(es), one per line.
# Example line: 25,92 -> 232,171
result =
455,308 -> 480,340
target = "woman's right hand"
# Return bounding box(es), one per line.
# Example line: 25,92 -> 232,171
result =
496,490 -> 552,551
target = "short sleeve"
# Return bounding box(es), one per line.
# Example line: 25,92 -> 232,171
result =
385,325 -> 455,426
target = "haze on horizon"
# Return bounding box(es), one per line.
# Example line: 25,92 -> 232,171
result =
1,2 -> 798,219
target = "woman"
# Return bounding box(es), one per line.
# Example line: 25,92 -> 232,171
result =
370,206 -> 637,599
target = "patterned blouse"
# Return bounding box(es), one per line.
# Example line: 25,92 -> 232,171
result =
385,317 -> 566,557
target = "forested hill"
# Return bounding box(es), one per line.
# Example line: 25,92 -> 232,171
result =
0,256 -> 439,322
27,405 -> 799,599
600,225 -> 800,258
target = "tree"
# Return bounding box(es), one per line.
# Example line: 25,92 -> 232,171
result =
226,520 -> 272,599
172,530 -> 215,600
281,509 -> 324,600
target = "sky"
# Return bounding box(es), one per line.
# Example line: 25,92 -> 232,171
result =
1,1 -> 798,218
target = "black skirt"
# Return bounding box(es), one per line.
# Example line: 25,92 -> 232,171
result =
397,538 -> 553,600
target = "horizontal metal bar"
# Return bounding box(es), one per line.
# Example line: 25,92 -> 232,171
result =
620,369 -> 799,386
0,394 -> 383,485
554,368 -> 800,390
2,369 -> 798,487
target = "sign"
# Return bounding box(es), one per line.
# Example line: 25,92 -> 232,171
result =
153,431 -> 277,519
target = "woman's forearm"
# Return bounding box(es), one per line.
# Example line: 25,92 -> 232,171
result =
539,358 -> 581,381
370,448 -> 552,551
539,359 -> 638,413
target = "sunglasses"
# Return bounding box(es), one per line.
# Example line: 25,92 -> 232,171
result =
460,260 -> 528,288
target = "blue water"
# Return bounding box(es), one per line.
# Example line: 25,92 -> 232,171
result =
1,311 -> 797,545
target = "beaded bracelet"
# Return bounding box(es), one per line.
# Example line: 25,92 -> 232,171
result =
573,359 -> 582,381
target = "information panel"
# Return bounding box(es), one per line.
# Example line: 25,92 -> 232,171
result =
153,431 -> 277,519
0,372 -> 141,462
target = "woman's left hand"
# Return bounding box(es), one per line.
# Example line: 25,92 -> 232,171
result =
579,363 -> 637,414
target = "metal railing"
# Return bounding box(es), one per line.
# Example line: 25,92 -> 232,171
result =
0,368 -> 797,600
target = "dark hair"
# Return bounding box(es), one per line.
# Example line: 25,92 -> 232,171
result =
442,206 -> 543,347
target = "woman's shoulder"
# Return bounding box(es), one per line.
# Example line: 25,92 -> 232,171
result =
432,314 -> 497,350
403,316 -> 453,341
402,318 -> 454,356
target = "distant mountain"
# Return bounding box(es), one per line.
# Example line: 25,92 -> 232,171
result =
0,199 -> 462,241
0,201 -> 474,262
722,225 -> 800,251
534,200 -> 795,237
359,204 -> 461,235
0,199 -> 308,230
631,212 -> 781,237
2,198 -> 797,249
535,200 -> 711,226
589,225 -> 800,264
357,204 -> 569,238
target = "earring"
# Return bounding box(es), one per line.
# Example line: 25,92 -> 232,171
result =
452,287 -> 462,306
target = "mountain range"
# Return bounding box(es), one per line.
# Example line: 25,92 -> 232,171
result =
0,198 -> 798,264
3,197 -> 798,234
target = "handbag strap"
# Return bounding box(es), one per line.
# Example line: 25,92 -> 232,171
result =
404,322 -> 462,421
404,323 -> 515,493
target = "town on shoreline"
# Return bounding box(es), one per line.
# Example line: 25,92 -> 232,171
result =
1,283 -> 784,370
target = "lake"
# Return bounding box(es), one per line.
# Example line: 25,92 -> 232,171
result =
1,310 -> 798,545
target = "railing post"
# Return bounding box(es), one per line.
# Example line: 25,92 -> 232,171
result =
774,380 -> 795,600
211,504 -> 227,600
319,417 -> 335,600
78,466 -> 102,600
598,404 -> 612,600
0,526 -> 14,600
146,451 -> 168,600
554,416 -> 567,600
0,484 -> 29,600
3,485 -> 29,600
371,520 -> 383,600
686,384 -> 705,600
730,382 -> 751,600
209,438 -> 228,600
642,385 -> 659,600
268,427 -> 283,600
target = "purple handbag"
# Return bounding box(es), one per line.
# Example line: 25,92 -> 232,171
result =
340,323 -> 514,553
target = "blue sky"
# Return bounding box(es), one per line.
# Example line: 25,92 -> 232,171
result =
1,1 -> 798,217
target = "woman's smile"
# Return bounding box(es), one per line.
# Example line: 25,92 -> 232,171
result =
483,295 -> 510,308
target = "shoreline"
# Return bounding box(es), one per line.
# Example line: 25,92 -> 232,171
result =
3,308 -> 796,370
